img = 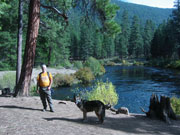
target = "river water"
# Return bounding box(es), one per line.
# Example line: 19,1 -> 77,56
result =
52,65 -> 180,113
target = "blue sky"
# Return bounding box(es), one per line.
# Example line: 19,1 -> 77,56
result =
121,0 -> 175,8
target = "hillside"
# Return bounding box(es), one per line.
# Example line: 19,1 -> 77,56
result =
112,0 -> 173,26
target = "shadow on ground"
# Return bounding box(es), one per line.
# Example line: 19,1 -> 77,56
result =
0,105 -> 41,111
43,115 -> 180,135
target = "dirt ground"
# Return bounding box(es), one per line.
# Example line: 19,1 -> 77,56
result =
0,96 -> 180,135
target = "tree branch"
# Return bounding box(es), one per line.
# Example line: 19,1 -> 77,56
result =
40,4 -> 68,24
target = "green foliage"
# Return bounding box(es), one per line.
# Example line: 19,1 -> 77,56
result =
53,73 -> 75,87
121,59 -> 131,65
106,61 -> 116,66
58,59 -> 73,69
147,58 -> 170,67
86,81 -> 119,106
129,15 -> 144,58
171,97 -> 180,115
143,20 -> 155,58
133,61 -> 144,66
74,67 -> 95,84
84,57 -> 105,76
151,21 -> 175,59
94,0 -> 121,36
30,85 -> 38,96
0,72 -> 15,91
0,0 -> 18,70
113,0 -> 172,26
73,61 -> 83,69
100,65 -> 106,74
0,0 -> 173,70
171,1 -> 180,57
166,60 -> 180,69
79,22 -> 94,59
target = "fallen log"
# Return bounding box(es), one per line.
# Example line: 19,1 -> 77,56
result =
141,94 -> 177,123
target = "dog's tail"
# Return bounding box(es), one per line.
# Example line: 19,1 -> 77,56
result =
105,103 -> 111,109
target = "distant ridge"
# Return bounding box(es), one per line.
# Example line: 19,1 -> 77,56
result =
112,0 -> 173,25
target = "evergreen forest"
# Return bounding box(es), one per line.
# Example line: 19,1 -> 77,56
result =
0,0 -> 180,71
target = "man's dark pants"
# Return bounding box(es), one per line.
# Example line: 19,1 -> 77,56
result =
39,87 -> 53,111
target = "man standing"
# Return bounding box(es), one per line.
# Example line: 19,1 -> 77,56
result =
37,64 -> 54,112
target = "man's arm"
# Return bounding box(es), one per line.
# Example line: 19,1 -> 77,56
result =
48,73 -> 53,90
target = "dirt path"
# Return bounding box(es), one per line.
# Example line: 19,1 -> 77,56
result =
0,97 -> 180,135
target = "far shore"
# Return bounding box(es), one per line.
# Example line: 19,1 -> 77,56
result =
0,67 -> 77,79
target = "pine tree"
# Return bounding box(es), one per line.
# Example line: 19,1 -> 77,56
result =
129,15 -> 143,58
171,0 -> 180,57
143,20 -> 155,59
115,10 -> 130,59
79,23 -> 94,60
93,31 -> 103,59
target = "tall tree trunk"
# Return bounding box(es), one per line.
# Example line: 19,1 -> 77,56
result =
14,0 -> 40,97
16,0 -> 23,85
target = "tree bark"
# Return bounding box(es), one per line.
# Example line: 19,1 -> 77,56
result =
14,0 -> 40,97
142,94 -> 177,123
16,0 -> 23,85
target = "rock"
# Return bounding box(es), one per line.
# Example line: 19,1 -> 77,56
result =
116,107 -> 129,115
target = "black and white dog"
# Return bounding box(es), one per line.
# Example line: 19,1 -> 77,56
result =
74,95 -> 105,123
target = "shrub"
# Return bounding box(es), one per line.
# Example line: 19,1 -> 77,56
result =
74,67 -> 95,84
171,97 -> 180,115
30,84 -> 38,96
106,61 -> 116,66
0,72 -> 15,91
133,61 -> 144,66
100,65 -> 106,74
168,60 -> 180,69
84,57 -> 105,76
99,60 -> 105,66
58,59 -> 73,68
73,61 -> 83,69
86,81 -> 118,106
53,73 -> 75,87
121,59 -> 131,65
147,58 -> 170,67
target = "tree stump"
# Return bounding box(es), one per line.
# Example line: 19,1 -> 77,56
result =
142,94 -> 177,123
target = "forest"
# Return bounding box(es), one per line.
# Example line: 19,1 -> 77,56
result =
0,0 -> 179,71
0,0 -> 180,95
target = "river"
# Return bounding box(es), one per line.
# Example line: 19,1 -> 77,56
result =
52,65 -> 180,113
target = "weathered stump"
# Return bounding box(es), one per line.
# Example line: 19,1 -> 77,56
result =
142,94 -> 177,123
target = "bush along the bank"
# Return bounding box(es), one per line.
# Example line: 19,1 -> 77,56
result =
74,67 -> 95,84
133,60 -> 144,66
146,58 -> 170,67
105,61 -> 116,66
171,97 -> 180,115
53,73 -> 75,87
84,57 -> 105,76
166,60 -> 180,70
73,61 -> 83,69
57,59 -> 73,69
86,81 -> 119,106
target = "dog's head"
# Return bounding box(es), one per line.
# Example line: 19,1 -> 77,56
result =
74,94 -> 83,108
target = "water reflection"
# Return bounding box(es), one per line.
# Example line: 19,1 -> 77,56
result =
53,65 -> 180,113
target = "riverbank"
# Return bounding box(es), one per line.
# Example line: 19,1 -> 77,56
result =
0,96 -> 180,135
